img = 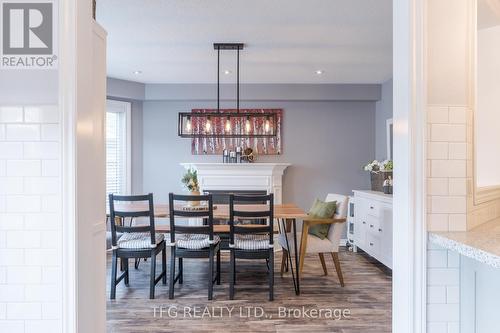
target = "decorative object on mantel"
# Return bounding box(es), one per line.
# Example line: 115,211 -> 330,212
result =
242,147 -> 255,163
177,42 -> 280,139
221,147 -> 256,163
363,160 -> 393,192
383,176 -> 393,194
191,109 -> 282,155
181,168 -> 200,206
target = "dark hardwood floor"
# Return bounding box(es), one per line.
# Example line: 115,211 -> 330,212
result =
107,248 -> 391,333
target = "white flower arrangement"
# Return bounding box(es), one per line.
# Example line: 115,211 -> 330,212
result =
363,160 -> 393,173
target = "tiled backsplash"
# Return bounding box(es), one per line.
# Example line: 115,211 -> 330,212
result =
0,105 -> 62,333
426,104 -> 500,332
427,105 -> 468,233
426,105 -> 466,333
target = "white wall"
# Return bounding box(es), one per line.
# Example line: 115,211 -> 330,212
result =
427,0 -> 470,106
476,25 -> 500,187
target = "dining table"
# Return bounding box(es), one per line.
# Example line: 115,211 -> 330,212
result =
110,202 -> 308,295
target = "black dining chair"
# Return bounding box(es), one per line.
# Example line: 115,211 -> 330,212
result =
168,193 -> 221,300
229,193 -> 274,301
108,193 -> 167,299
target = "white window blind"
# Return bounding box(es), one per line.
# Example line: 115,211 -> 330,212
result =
106,100 -> 131,201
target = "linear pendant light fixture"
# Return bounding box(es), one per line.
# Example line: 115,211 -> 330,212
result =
177,43 -> 278,138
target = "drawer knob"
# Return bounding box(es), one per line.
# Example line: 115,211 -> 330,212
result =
378,228 -> 382,232
362,221 -> 366,224
370,224 -> 374,228
370,206 -> 374,209
369,242 -> 374,246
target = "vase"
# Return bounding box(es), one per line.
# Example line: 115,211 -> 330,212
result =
189,190 -> 200,207
370,171 -> 392,192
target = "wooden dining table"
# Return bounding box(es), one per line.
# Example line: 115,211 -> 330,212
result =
110,202 -> 308,295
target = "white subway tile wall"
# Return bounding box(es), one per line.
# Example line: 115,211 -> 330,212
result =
0,105 -> 61,333
426,105 -> 467,332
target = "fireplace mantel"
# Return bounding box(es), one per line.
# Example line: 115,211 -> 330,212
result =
180,163 -> 290,203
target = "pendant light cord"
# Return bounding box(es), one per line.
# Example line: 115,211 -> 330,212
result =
217,46 -> 220,113
237,48 -> 240,113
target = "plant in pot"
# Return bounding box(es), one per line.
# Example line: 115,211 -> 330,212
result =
363,160 -> 393,192
181,168 -> 200,206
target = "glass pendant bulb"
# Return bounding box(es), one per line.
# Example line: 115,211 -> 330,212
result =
225,116 -> 231,132
245,116 -> 251,133
264,116 -> 271,133
205,116 -> 212,132
185,115 -> 192,132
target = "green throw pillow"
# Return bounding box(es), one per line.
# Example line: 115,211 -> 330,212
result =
307,199 -> 337,239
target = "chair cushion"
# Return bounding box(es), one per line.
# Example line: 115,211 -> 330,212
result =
117,232 -> 164,249
231,234 -> 272,250
277,232 -> 337,254
308,199 -> 337,239
176,234 -> 220,250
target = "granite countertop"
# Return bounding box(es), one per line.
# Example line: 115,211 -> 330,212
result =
429,218 -> 500,268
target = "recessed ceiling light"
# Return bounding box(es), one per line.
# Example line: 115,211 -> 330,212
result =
133,70 -> 142,75
224,70 -> 232,75
315,70 -> 324,75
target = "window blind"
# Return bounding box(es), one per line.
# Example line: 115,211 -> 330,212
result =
106,109 -> 127,201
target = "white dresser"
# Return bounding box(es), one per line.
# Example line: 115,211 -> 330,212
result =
352,190 -> 393,269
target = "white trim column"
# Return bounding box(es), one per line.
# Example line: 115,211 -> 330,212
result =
393,0 -> 427,332
60,0 -> 107,332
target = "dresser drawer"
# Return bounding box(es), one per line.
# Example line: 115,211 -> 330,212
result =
366,199 -> 381,217
365,233 -> 381,257
356,196 -> 381,217
353,218 -> 367,247
365,214 -> 381,235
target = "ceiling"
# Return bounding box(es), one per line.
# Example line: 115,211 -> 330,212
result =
97,0 -> 392,84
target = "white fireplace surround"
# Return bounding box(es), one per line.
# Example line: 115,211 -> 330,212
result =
180,163 -> 290,204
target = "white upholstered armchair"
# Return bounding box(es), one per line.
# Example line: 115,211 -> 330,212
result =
277,193 -> 348,286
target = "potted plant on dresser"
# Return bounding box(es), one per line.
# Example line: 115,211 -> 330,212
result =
363,160 -> 393,193
181,168 -> 200,206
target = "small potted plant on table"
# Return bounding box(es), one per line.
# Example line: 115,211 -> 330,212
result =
363,160 -> 393,193
181,168 -> 200,206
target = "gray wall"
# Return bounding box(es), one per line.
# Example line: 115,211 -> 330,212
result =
129,100 -> 144,193
142,100 -> 375,210
375,79 -> 393,160
107,79 -> 386,211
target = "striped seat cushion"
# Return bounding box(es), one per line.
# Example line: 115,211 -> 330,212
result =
232,234 -> 272,250
117,232 -> 164,249
176,234 -> 220,250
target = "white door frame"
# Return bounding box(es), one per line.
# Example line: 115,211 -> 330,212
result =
393,0 -> 427,332
60,0 -> 107,332
60,0 -> 77,331
59,0 -> 428,332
